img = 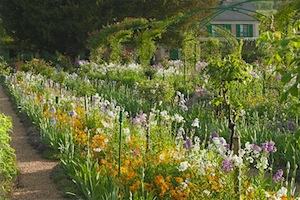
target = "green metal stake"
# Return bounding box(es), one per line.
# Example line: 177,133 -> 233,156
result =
118,110 -> 124,179
55,96 -> 59,104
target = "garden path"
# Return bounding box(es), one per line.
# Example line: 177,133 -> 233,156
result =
0,84 -> 66,200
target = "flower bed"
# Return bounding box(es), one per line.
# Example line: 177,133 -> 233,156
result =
4,70 -> 299,199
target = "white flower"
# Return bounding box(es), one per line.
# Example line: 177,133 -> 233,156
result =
176,127 -> 185,140
191,118 -> 199,128
255,155 -> 268,170
181,182 -> 188,190
246,156 -> 254,163
232,155 -> 244,167
160,110 -> 169,119
240,109 -> 246,116
245,142 -> 252,151
238,149 -> 245,157
124,128 -> 130,135
276,187 -> 287,198
178,161 -> 190,172
203,190 -> 211,196
194,136 -> 200,143
93,148 -> 102,152
174,114 -> 185,123
159,153 -> 165,160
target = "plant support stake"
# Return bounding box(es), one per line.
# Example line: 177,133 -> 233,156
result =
118,110 -> 123,179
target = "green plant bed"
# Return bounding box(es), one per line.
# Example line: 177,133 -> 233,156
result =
0,113 -> 18,198
50,164 -> 77,199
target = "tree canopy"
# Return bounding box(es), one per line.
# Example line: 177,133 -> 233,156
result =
0,0 -> 218,60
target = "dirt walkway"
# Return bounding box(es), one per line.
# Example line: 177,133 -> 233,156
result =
0,83 -> 66,200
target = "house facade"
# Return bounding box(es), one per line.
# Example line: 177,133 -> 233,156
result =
207,0 -> 260,39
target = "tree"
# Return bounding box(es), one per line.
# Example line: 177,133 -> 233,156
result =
0,0 -> 103,59
0,0 -> 218,60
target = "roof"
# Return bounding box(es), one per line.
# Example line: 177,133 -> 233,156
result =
212,0 -> 258,22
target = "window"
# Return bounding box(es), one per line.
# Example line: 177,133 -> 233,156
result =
236,24 -> 253,37
208,24 -> 232,37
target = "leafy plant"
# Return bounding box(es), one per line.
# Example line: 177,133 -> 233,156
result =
0,113 -> 17,197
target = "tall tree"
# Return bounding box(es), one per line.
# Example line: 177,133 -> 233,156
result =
0,0 -> 218,59
0,0 -> 103,59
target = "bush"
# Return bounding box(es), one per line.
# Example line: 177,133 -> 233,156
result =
0,113 -> 17,197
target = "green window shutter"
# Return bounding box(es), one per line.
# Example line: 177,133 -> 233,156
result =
225,24 -> 232,33
236,24 -> 240,37
207,25 -> 212,35
249,24 -> 253,37
169,49 -> 179,60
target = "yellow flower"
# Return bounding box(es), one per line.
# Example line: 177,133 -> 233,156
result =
129,180 -> 141,191
175,177 -> 183,184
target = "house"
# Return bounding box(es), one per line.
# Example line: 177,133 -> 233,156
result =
207,0 -> 260,39
164,1 -> 260,61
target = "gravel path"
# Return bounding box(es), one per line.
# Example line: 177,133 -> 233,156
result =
0,83 -> 66,200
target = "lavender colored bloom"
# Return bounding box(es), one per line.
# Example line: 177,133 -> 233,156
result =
261,140 -> 277,155
69,110 -> 77,117
224,144 -> 231,151
209,131 -> 219,141
50,117 -> 56,125
102,105 -> 109,112
74,60 -> 89,66
222,158 -> 233,173
251,144 -> 262,152
195,61 -> 208,71
132,117 -> 138,125
155,63 -> 164,69
211,131 -> 218,138
276,74 -> 282,80
273,169 -> 285,182
50,106 -> 56,114
183,139 -> 194,149
132,111 -> 147,127
132,149 -> 139,155
40,98 -> 46,104
137,111 -> 147,123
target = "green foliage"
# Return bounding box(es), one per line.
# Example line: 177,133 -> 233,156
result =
138,79 -> 175,104
74,80 -> 96,97
258,17 -> 299,104
181,31 -> 199,67
0,57 -> 9,75
201,38 -> 222,61
61,152 -> 119,200
0,113 -> 17,197
206,41 -> 252,86
0,19 -> 13,46
20,58 -> 54,78
135,17 -> 179,67
108,30 -> 133,64
0,0 -> 104,58
87,18 -> 149,64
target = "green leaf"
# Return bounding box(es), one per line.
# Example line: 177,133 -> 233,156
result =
281,73 -> 292,83
275,54 -> 283,62
289,84 -> 299,97
280,39 -> 290,47
280,91 -> 289,103
265,55 -> 274,65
